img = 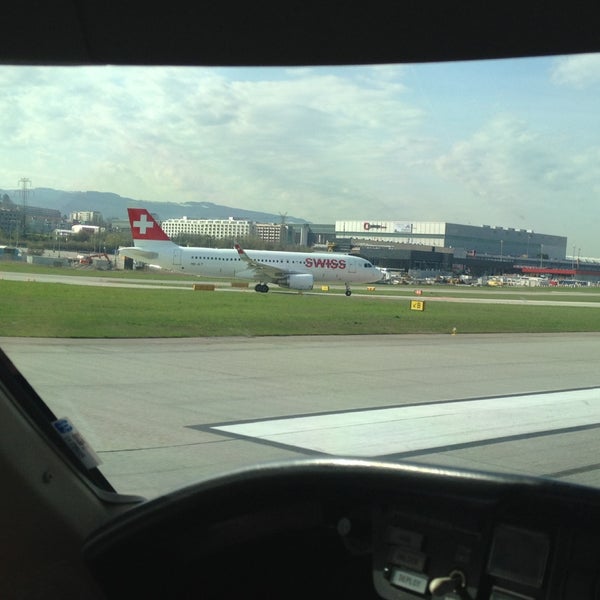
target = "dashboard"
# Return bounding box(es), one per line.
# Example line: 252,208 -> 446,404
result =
83,458 -> 600,599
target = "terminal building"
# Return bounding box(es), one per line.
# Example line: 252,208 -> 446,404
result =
334,220 -> 567,261
326,220 -> 600,281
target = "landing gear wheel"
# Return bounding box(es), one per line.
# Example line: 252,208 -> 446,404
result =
254,283 -> 269,293
345,290 -> 352,296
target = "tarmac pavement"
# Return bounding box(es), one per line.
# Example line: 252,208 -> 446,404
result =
2,333 -> 600,498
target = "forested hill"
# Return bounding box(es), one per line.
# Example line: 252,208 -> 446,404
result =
0,188 -> 307,223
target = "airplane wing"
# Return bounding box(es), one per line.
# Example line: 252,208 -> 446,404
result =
118,247 -> 159,261
234,243 -> 291,282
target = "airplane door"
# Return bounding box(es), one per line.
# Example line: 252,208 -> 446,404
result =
348,258 -> 356,273
173,249 -> 182,266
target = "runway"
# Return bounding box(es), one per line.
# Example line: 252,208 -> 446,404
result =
2,333 -> 600,498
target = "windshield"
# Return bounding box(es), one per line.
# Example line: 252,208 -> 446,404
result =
1,57 -> 600,499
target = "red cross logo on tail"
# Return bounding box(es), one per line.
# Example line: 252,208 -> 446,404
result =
127,208 -> 171,240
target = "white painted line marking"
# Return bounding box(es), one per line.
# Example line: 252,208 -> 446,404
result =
213,389 -> 600,456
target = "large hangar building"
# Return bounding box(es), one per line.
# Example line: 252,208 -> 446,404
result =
327,220 -> 598,280
335,220 -> 567,260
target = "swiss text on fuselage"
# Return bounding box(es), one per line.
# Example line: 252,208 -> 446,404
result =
303,258 -> 346,269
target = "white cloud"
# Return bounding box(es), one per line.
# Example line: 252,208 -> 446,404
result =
434,114 -> 600,231
551,53 -> 600,88
436,115 -> 541,197
0,64 -> 423,217
2,60 -> 600,254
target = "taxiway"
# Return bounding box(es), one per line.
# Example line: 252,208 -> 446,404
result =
2,333 -> 600,498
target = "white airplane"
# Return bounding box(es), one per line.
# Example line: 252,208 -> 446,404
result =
120,208 -> 382,295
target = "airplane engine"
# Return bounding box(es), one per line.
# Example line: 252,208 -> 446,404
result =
280,274 -> 314,290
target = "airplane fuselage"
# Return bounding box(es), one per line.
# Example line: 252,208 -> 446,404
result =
140,243 -> 378,285
121,208 -> 381,294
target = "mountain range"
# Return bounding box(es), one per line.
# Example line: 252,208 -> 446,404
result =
0,188 -> 308,224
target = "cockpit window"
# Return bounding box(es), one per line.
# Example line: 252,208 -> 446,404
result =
1,55 -> 599,499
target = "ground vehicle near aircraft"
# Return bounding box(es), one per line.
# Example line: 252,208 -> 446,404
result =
77,253 -> 112,268
120,208 -> 381,295
2,2 -> 600,600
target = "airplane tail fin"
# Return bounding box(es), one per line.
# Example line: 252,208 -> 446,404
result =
127,208 -> 172,242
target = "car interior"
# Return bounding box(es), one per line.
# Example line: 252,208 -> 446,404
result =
2,3 -> 600,599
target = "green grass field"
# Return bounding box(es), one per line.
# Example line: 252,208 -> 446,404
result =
2,275 -> 600,337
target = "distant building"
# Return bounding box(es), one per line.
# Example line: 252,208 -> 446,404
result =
54,229 -> 74,237
72,224 -> 102,234
0,245 -> 22,261
254,222 -> 283,243
71,210 -> 103,225
335,220 -> 567,260
161,217 -> 253,240
0,208 -> 21,238
0,205 -> 61,236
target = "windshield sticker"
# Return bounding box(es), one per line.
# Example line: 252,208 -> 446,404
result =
52,417 -> 102,470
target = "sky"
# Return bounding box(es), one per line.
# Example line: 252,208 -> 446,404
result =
1,54 -> 599,255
